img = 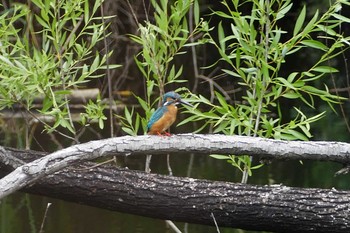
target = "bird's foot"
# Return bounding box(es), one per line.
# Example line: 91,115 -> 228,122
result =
163,131 -> 172,136
156,131 -> 172,136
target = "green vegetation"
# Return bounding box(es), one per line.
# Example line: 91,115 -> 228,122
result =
183,0 -> 349,183
122,0 -> 350,183
0,0 -> 119,138
1,0 -> 350,232
120,0 -> 207,135
0,0 -> 349,182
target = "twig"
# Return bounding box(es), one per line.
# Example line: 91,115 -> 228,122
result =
19,103 -> 77,142
74,156 -> 117,171
211,212 -> 221,233
166,220 -> 182,233
335,165 -> 350,176
59,17 -> 84,56
55,1 -> 76,138
39,203 -> 52,233
142,0 -> 149,22
242,0 -> 271,184
126,0 -> 139,26
186,153 -> 194,177
167,153 -> 173,176
145,154 -> 152,173
100,1 -> 114,137
328,4 -> 350,134
189,1 -> 199,93
198,74 -> 232,103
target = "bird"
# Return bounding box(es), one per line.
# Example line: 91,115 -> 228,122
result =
147,91 -> 193,135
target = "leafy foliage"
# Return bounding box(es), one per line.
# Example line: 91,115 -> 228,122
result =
180,0 -> 350,181
0,0 -> 119,135
120,0 -> 350,181
120,0 -> 206,135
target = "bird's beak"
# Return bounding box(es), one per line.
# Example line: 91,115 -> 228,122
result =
178,99 -> 194,108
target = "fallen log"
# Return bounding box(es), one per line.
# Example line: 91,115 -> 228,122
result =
0,147 -> 349,233
0,134 -> 350,199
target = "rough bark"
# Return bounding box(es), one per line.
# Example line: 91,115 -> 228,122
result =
0,134 -> 350,199
1,147 -> 349,233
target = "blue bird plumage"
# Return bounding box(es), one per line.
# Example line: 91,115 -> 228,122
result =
147,91 -> 193,135
147,107 -> 167,131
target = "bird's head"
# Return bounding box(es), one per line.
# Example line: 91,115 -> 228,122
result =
162,91 -> 194,107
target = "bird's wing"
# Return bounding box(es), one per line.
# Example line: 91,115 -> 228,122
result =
147,106 -> 167,131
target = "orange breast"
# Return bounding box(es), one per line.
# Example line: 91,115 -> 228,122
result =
148,105 -> 178,135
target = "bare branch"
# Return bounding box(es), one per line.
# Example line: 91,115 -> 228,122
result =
0,134 -> 349,199
1,149 -> 349,233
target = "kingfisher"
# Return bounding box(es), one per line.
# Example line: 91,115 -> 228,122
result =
147,91 -> 193,135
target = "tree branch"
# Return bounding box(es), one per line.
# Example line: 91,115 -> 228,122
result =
0,147 -> 349,233
0,134 -> 349,199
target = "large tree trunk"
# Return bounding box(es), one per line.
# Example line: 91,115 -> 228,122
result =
1,147 -> 349,233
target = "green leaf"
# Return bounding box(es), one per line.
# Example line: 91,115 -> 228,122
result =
299,125 -> 312,138
124,107 -> 132,124
194,0 -> 200,25
332,13 -> 350,23
210,154 -> 230,160
135,113 -> 141,133
91,53 -> 100,71
251,163 -> 264,170
287,129 -> 309,141
215,92 -> 228,110
302,10 -> 319,35
294,5 -> 306,36
312,66 -> 339,73
136,96 -> 150,112
178,114 -> 200,126
302,85 -> 328,95
31,0 -> 44,8
282,91 -> 301,99
218,21 -> 226,52
276,2 -> 293,20
222,69 -> 241,78
122,127 -> 136,136
84,0 -> 89,23
316,24 -> 337,36
0,55 -> 14,67
41,97 -> 53,112
287,72 -> 299,83
276,77 -> 295,89
300,40 -> 328,51
35,15 -> 49,29
99,118 -> 104,129
293,80 -> 305,88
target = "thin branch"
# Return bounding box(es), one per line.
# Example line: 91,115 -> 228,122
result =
126,0 -> 139,26
167,153 -> 173,176
242,0 -> 271,184
165,220 -> 182,233
189,1 -> 199,93
39,203 -> 52,233
327,2 -> 350,135
211,212 -> 221,233
100,1 -> 114,137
